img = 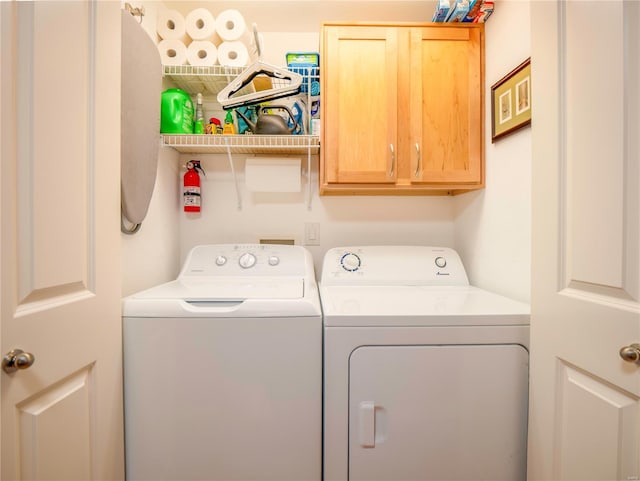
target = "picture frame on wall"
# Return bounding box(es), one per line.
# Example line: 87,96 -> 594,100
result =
491,58 -> 531,142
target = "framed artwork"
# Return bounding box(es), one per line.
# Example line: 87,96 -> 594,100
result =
491,58 -> 531,142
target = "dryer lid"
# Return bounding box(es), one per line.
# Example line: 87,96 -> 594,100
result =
320,285 -> 530,327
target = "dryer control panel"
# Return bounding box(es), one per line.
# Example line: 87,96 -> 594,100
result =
321,246 -> 469,286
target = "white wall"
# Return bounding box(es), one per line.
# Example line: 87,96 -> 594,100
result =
454,0 -> 532,303
178,153 -> 455,275
121,0 -> 532,298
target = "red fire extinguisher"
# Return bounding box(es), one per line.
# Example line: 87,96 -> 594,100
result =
183,160 -> 205,212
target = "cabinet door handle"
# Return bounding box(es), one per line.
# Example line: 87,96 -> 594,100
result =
414,142 -> 421,178
359,401 -> 376,448
389,144 -> 396,178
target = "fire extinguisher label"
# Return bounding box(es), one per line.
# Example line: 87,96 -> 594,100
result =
184,195 -> 201,207
184,186 -> 201,207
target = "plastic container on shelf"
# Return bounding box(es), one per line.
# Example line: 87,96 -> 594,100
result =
193,93 -> 205,134
160,88 -> 194,134
222,110 -> 236,135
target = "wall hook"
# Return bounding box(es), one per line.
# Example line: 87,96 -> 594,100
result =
124,3 -> 145,23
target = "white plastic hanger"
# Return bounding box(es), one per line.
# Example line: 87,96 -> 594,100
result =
217,61 -> 303,109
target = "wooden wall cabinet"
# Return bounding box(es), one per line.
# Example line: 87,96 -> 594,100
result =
320,22 -> 485,195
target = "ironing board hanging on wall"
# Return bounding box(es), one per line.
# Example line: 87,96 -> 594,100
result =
121,8 -> 161,234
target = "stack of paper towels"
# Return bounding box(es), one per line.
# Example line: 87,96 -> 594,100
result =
157,8 -> 257,67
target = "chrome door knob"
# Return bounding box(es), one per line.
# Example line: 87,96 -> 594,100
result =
2,349 -> 35,374
619,344 -> 640,363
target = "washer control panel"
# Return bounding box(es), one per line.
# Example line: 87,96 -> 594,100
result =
322,246 -> 469,286
179,244 -> 307,277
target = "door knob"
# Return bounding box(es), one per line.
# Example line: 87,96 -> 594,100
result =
619,344 -> 640,363
2,349 -> 35,374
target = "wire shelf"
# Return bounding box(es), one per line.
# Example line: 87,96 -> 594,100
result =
162,65 -> 320,164
163,64 -> 319,99
163,65 -> 246,97
161,134 -> 320,155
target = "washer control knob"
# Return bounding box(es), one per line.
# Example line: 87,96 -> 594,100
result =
341,252 -> 361,272
435,256 -> 447,268
238,252 -> 257,269
268,256 -> 280,266
215,255 -> 227,266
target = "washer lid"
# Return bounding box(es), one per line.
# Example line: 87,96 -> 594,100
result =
130,277 -> 304,301
320,285 -> 530,326
122,277 -> 323,318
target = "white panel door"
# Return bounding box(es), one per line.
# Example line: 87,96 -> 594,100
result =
529,1 -> 640,480
0,2 -> 124,480
349,345 -> 529,481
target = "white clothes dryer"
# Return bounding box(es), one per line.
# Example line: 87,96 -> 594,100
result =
320,246 -> 530,481
123,244 -> 322,481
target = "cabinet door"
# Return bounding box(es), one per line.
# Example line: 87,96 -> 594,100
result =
409,26 -> 483,185
322,26 -> 398,184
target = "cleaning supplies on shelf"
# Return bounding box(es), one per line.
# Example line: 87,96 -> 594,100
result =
206,117 -> 222,134
223,110 -> 236,134
235,105 -> 298,135
160,88 -> 194,134
286,52 -> 320,95
276,94 -> 308,135
194,93 -> 205,134
236,106 -> 257,134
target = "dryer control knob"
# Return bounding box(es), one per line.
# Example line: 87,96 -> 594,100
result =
341,252 -> 361,272
215,255 -> 227,266
435,256 -> 447,268
238,252 -> 257,269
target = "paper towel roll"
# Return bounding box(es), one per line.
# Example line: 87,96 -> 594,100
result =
215,9 -> 248,42
187,40 -> 217,67
158,39 -> 188,66
185,8 -> 216,41
157,9 -> 188,43
217,41 -> 250,67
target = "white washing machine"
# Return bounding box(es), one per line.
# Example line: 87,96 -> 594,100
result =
320,246 -> 530,481
122,244 -> 322,481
